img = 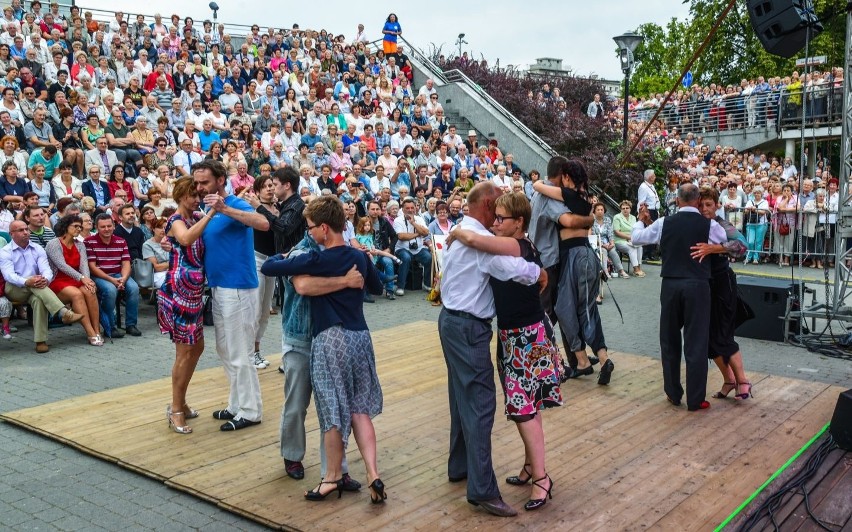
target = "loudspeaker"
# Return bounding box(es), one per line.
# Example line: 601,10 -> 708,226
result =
830,389 -> 852,451
747,0 -> 823,58
735,276 -> 804,341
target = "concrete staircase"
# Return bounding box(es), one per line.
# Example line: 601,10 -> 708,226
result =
399,37 -> 620,209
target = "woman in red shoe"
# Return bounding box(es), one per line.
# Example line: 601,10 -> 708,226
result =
690,188 -> 753,402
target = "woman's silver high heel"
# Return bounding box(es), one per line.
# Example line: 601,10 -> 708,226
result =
166,405 -> 193,434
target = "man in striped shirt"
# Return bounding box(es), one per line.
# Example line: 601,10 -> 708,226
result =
85,213 -> 141,338
23,206 -> 55,248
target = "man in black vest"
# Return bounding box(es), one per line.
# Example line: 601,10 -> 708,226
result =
630,184 -> 727,411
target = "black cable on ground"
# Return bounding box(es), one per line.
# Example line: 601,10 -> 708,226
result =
736,434 -> 841,532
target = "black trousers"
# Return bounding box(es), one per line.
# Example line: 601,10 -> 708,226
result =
659,278 -> 710,409
541,263 -> 577,369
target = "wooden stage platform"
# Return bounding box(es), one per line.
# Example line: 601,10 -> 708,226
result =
0,321 -> 846,531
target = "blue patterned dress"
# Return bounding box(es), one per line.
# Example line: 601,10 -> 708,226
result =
157,212 -> 206,345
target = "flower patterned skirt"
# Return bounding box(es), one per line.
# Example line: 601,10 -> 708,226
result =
497,319 -> 564,418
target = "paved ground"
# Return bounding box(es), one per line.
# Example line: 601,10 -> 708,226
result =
1,263 -> 850,531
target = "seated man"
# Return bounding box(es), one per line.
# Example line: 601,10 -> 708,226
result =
0,221 -> 83,352
112,204 -> 144,260
392,197 -> 432,296
84,213 -> 141,338
23,205 -> 56,248
84,137 -> 120,176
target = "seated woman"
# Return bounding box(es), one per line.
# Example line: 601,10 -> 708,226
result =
427,201 -> 454,235
611,200 -> 645,277
45,214 -> 102,345
446,192 -> 561,511
142,217 -> 169,289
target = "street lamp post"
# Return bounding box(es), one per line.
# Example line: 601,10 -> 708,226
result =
456,33 -> 468,58
613,31 -> 644,146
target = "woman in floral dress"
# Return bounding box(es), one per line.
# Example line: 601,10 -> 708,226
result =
158,177 -> 215,434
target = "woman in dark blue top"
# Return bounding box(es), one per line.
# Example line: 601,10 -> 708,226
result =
261,195 -> 387,505
381,14 -> 401,58
0,160 -> 28,204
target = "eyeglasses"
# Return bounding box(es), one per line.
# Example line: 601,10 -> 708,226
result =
494,215 -> 517,224
306,223 -> 320,231
156,143 -> 166,147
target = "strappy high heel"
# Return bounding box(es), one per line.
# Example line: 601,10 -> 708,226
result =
182,404 -> 199,419
368,478 -> 387,504
524,474 -> 553,511
304,478 -> 343,501
166,405 -> 192,434
506,464 -> 532,485
735,382 -> 753,400
712,382 -> 737,399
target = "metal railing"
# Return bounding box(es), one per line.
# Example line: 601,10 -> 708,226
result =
68,1 -> 267,40
626,87 -> 844,135
698,206 -> 840,262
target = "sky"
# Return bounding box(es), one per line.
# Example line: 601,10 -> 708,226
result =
82,0 -> 691,80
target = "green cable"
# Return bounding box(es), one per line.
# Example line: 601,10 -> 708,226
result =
714,422 -> 831,532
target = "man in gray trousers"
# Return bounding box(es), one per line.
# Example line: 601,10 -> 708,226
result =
271,235 -> 365,487
438,182 -> 545,517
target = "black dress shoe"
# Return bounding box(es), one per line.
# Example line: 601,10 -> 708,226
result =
597,359 -> 614,385
110,328 -> 125,338
468,497 -> 518,517
125,326 -> 142,336
666,396 -> 682,406
285,459 -> 304,480
220,417 -> 261,431
212,409 -> 235,420
363,294 -> 376,303
588,355 -> 600,366
341,473 -> 361,491
566,365 -> 594,380
448,475 -> 467,483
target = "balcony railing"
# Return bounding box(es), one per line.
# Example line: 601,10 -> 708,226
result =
626,86 -> 843,135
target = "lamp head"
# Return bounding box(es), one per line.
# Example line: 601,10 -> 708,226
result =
458,33 -> 465,39
209,2 -> 219,11
613,31 -> 643,55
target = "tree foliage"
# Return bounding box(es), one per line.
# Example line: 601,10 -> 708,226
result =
632,0 -> 847,96
436,57 -> 667,200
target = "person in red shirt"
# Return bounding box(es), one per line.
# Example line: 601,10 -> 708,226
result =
84,213 -> 141,337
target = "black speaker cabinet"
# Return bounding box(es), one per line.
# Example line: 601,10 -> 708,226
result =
747,0 -> 823,58
830,389 -> 852,451
735,276 -> 804,341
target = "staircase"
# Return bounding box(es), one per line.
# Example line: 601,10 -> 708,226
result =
399,37 -> 620,210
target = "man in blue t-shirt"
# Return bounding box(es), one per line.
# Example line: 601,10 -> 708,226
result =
193,159 -> 270,431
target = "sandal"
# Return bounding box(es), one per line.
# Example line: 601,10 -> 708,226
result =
88,335 -> 104,346
712,382 -> 736,399
735,382 -> 753,400
166,405 -> 192,434
506,464 -> 532,485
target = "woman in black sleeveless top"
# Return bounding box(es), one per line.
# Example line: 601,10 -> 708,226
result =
449,192 -> 562,511
692,188 -> 753,401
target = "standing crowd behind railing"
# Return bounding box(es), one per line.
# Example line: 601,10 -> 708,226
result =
620,68 -> 844,134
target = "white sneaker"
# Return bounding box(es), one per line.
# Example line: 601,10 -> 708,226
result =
253,351 -> 270,369
394,288 -> 405,296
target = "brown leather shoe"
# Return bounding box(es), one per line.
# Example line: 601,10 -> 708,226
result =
468,497 -> 518,517
35,342 -> 49,353
61,311 -> 84,324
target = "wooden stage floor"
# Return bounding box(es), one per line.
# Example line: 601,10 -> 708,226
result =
0,321 -> 846,531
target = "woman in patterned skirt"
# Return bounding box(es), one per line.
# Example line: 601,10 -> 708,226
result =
158,177 -> 216,434
449,193 -> 563,511
261,195 -> 387,504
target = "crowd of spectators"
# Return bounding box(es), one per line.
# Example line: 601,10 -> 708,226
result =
616,68 -> 844,133
0,3 -> 545,348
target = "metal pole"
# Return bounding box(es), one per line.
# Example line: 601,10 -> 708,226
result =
623,71 -> 630,146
